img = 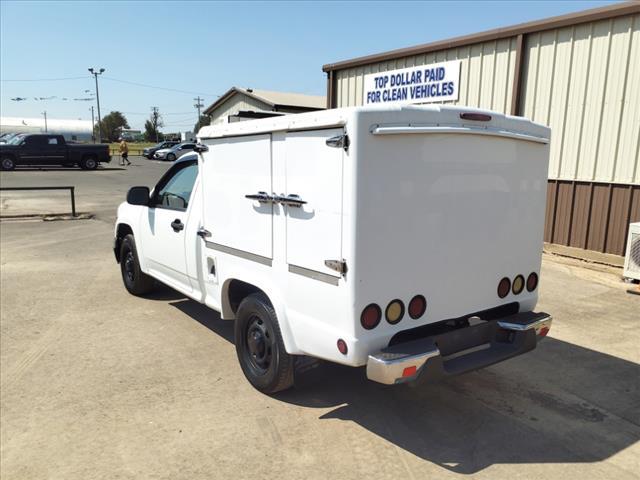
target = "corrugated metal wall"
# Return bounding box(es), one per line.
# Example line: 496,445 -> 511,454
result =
545,181 -> 640,255
209,95 -> 271,125
330,11 -> 639,256
521,14 -> 640,185
334,38 -> 518,114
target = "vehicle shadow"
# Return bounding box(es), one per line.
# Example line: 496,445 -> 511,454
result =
167,295 -> 639,474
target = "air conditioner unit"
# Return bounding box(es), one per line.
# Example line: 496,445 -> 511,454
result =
623,222 -> 640,281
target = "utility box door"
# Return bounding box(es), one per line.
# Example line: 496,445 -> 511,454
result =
285,129 -> 344,277
202,134 -> 272,260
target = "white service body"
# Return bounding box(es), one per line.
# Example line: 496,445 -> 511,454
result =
115,105 -> 551,373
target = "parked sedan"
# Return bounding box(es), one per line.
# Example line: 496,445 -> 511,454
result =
153,142 -> 196,161
142,141 -> 179,159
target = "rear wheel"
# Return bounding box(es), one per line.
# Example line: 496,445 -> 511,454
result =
235,293 -> 294,394
119,234 -> 155,296
1,156 -> 16,171
80,156 -> 98,170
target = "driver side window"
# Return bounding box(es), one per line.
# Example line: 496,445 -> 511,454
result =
152,161 -> 198,211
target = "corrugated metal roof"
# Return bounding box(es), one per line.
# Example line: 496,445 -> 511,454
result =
245,88 -> 326,109
0,116 -> 92,132
203,87 -> 325,115
323,2 -> 639,72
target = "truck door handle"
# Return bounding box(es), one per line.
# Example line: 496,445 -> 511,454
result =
171,219 -> 184,232
275,194 -> 307,207
245,191 -> 273,203
197,227 -> 211,238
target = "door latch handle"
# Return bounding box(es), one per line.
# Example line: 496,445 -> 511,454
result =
171,219 -> 184,232
197,227 -> 211,238
274,194 -> 307,207
245,191 -> 273,203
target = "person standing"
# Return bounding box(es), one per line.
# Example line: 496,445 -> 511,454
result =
119,137 -> 131,166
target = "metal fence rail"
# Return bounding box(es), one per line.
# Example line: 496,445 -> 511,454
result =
0,186 -> 76,217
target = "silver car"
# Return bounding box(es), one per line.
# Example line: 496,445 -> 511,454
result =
154,142 -> 196,161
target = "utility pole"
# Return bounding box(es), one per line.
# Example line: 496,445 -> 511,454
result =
42,111 -> 48,132
194,96 -> 204,129
89,106 -> 95,143
88,67 -> 105,142
151,106 -> 160,142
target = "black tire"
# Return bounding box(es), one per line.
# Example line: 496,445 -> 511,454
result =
1,156 -> 16,171
119,234 -> 155,296
235,293 -> 294,394
80,156 -> 98,170
166,153 -> 176,162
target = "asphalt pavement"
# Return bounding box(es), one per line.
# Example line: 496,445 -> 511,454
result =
1,159 -> 638,480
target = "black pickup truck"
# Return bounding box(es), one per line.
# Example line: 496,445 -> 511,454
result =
0,134 -> 111,170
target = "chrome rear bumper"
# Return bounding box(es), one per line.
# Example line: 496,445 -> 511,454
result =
366,311 -> 552,385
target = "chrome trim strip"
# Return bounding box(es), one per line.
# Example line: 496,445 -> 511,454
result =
288,264 -> 339,286
367,347 -> 441,385
204,241 -> 272,266
370,124 -> 549,144
498,315 -> 552,335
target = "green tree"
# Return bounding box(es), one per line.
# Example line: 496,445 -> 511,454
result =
95,111 -> 129,143
194,115 -> 210,134
144,108 -> 164,142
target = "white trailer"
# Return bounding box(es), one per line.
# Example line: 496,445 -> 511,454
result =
114,105 -> 552,393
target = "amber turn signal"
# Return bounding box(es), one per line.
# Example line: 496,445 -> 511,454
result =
385,299 -> 405,324
512,275 -> 525,295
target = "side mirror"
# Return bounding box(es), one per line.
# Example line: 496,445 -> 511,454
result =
127,186 -> 150,206
194,143 -> 208,153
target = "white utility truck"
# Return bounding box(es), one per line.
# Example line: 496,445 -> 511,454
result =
114,105 -> 552,393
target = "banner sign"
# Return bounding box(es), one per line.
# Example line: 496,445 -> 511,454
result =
363,60 -> 461,105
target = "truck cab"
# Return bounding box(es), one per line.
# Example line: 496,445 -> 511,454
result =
114,105 -> 552,394
0,134 -> 111,170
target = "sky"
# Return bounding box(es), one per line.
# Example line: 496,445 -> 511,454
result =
0,0 -> 619,132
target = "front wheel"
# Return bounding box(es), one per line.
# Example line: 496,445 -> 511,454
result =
119,234 -> 155,296
235,293 -> 294,394
1,157 -> 16,171
166,153 -> 176,162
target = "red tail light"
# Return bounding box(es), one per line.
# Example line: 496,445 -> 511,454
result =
337,339 -> 348,355
408,295 -> 427,319
527,272 -> 539,292
361,304 -> 381,330
497,277 -> 511,298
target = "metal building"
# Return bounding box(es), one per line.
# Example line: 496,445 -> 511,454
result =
0,116 -> 93,142
203,87 -> 325,125
322,2 -> 640,257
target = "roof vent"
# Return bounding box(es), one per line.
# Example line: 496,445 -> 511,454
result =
246,88 -> 253,93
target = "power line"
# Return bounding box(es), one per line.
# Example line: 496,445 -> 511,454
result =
1,74 -> 220,98
108,111 -> 195,116
102,76 -> 219,97
0,76 -> 88,82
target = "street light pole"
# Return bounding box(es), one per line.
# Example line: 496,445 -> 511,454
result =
88,67 -> 105,142
89,106 -> 95,143
42,111 -> 48,132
